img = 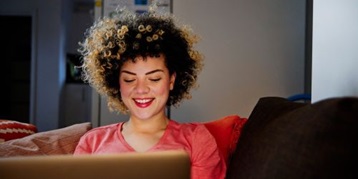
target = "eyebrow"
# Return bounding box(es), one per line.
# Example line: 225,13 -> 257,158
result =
121,69 -> 164,75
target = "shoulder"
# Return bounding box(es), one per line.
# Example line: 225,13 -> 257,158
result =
81,122 -> 121,139
170,120 -> 202,129
169,120 -> 212,138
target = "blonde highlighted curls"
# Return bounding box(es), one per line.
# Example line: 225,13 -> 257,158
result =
79,10 -> 203,114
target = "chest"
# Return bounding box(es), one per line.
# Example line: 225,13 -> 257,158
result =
122,131 -> 165,152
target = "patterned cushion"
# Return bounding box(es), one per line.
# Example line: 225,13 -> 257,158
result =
0,120 -> 37,143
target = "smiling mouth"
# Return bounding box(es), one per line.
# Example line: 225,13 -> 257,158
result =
133,98 -> 154,108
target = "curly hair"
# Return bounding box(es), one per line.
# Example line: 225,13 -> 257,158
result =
78,10 -> 203,114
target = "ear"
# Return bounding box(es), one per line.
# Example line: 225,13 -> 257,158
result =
169,72 -> 176,90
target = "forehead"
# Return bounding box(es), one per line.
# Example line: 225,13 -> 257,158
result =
121,55 -> 168,72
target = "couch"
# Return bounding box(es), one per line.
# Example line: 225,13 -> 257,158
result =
1,96 -> 357,178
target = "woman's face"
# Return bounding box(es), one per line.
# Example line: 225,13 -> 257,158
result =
119,55 -> 176,120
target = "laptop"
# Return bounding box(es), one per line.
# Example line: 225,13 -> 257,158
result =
0,150 -> 190,179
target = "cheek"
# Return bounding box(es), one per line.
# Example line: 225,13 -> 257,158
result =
156,86 -> 168,95
119,82 -> 131,97
155,82 -> 171,96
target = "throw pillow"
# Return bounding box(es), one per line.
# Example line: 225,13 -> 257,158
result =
0,120 -> 37,143
227,97 -> 358,179
203,115 -> 247,166
0,122 -> 91,157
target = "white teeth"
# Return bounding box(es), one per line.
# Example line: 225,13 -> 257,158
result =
135,99 -> 152,103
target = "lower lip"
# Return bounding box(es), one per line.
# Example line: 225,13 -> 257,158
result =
134,100 -> 153,108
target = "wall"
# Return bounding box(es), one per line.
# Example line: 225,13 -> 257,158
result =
0,0 -> 69,131
312,0 -> 358,102
66,1 -> 94,54
1,0 -> 307,129
171,0 -> 306,122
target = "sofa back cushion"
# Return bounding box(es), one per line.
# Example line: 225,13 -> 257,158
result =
227,97 -> 358,179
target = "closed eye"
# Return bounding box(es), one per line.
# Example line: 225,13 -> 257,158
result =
150,78 -> 161,82
124,79 -> 135,83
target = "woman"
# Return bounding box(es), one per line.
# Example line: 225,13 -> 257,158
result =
74,7 -> 226,179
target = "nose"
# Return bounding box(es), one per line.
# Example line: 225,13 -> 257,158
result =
135,79 -> 149,94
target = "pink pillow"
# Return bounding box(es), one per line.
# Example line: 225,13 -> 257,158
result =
0,120 -> 37,143
0,122 -> 91,157
203,115 -> 247,166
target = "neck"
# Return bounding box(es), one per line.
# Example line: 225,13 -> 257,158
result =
125,114 -> 169,134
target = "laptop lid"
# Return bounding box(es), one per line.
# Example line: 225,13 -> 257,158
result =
0,150 -> 190,179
